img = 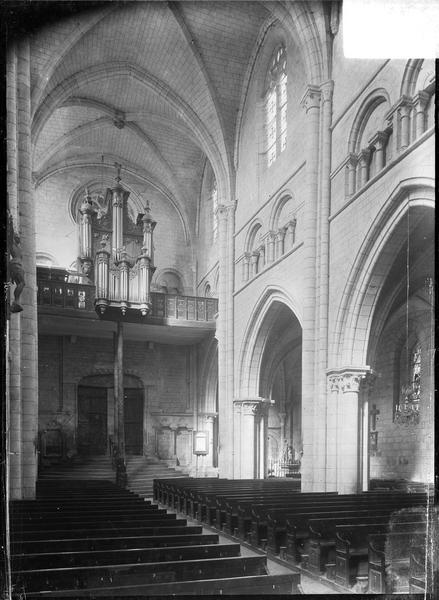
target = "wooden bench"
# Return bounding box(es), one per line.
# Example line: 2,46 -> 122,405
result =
18,573 -> 301,597
267,492 -> 427,555
190,479 -> 299,522
408,543 -> 428,593
368,530 -> 426,593
12,542 -> 242,571
11,524 -> 203,543
12,533 -> 221,555
13,554 -> 268,592
335,517 -> 426,588
284,494 -> 427,564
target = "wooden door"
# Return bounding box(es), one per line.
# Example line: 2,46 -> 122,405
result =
77,387 -> 108,455
124,389 -> 143,455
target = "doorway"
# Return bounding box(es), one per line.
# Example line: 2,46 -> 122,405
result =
77,386 -> 108,455
124,388 -> 143,455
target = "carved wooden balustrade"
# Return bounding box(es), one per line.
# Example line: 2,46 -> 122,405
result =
37,274 -> 218,323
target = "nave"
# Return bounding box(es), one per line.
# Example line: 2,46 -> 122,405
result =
10,479 -> 300,597
10,470 -> 435,596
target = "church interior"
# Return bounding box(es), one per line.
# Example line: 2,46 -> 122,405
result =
2,0 -> 436,596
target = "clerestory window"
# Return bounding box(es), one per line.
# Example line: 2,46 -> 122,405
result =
265,45 -> 287,167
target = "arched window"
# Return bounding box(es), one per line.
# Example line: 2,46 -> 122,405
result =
395,341 -> 421,425
212,180 -> 218,239
410,344 -> 421,401
265,46 -> 287,167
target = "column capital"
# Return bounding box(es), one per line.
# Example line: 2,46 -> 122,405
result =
412,90 -> 430,110
216,204 -> 229,222
300,85 -> 321,113
234,397 -> 266,415
287,217 -> 297,230
346,152 -> 358,167
386,94 -> 413,120
368,130 -> 389,150
267,230 -> 276,242
357,148 -> 371,165
276,227 -> 286,241
320,79 -> 334,103
327,367 -> 375,393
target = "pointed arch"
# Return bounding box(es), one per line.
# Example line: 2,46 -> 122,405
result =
332,178 -> 435,367
237,286 -> 302,398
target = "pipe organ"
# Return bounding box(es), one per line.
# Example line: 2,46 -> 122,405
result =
77,167 -> 156,318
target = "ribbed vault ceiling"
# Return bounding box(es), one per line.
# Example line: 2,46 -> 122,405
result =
31,1 -> 271,235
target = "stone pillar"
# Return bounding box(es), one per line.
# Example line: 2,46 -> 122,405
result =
398,98 -> 412,150
242,252 -> 250,282
316,80 -> 334,491
369,131 -> 388,172
412,91 -> 429,139
258,244 -> 265,270
266,231 -> 276,263
286,219 -> 296,249
361,374 -> 376,491
299,85 -> 321,492
327,368 -> 371,494
233,399 -> 265,479
216,201 -> 235,478
204,414 -> 216,470
226,202 -> 236,476
7,40 -> 39,499
345,153 -> 358,196
326,375 -> 339,492
275,228 -> 285,259
250,251 -> 259,277
357,148 -> 371,188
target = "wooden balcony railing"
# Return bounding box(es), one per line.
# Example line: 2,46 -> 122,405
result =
37,278 -> 218,323
37,279 -> 95,311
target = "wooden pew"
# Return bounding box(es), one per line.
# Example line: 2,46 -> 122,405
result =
12,542 -> 242,571
17,573 -> 301,597
368,531 -> 426,593
13,555 -> 268,593
284,494 -> 427,564
11,524 -> 204,543
408,543 -> 428,593
335,518 -> 426,588
12,533 -> 220,555
190,479 -> 299,522
267,492 -> 427,555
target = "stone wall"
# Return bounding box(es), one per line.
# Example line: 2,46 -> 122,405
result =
38,334 -> 196,468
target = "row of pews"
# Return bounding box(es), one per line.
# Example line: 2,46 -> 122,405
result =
154,477 -> 435,594
10,479 -> 299,597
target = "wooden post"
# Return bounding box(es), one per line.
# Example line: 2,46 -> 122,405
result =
116,321 -> 125,459
114,321 -> 126,486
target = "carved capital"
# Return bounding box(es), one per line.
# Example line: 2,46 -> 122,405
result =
357,148 -> 371,165
327,367 -> 374,394
267,230 -> 276,243
346,152 -> 358,168
300,85 -> 321,113
320,80 -> 334,103
216,204 -> 228,222
234,398 -> 266,416
368,130 -> 388,150
412,90 -> 430,111
276,227 -> 286,241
